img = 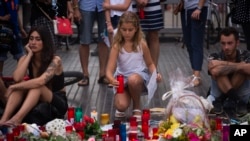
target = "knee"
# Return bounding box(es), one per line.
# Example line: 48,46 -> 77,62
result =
127,74 -> 143,87
115,98 -> 129,111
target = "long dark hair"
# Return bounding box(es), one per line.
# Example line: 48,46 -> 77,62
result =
28,26 -> 54,76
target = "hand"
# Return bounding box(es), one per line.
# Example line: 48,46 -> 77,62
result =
68,12 -> 74,22
156,72 -> 162,82
107,24 -> 114,34
74,9 -> 81,23
136,0 -> 148,7
25,44 -> 33,56
191,9 -> 201,20
20,28 -> 28,38
1,14 -> 11,21
108,78 -> 119,88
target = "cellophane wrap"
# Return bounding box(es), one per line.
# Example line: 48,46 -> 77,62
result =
165,68 -> 213,129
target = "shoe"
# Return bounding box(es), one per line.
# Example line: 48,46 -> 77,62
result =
78,76 -> 89,86
115,110 -> 126,118
236,100 -> 248,117
98,76 -> 109,84
132,109 -> 142,122
190,75 -> 201,87
211,96 -> 225,114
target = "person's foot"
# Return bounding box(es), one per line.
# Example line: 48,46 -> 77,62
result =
190,75 -> 201,87
236,100 -> 248,117
210,96 -> 225,114
98,76 -> 109,84
78,76 -> 89,86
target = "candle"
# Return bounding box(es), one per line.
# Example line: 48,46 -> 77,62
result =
91,106 -> 98,121
75,107 -> 83,122
67,107 -> 75,124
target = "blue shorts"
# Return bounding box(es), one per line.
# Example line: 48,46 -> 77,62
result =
0,37 -> 24,61
79,10 -> 106,44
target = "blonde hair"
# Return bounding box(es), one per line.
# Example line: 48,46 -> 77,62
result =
112,11 -> 145,52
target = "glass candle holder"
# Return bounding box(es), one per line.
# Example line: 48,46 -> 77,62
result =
67,107 -> 75,124
100,113 -> 110,126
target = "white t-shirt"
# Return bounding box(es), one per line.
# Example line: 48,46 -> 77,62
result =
110,0 -> 133,17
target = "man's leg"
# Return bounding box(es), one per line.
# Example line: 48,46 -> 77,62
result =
78,10 -> 94,86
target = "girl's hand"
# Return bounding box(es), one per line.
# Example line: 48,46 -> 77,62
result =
108,78 -> 119,88
156,72 -> 162,82
5,86 -> 14,99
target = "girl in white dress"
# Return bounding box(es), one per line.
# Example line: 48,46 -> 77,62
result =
106,11 -> 161,118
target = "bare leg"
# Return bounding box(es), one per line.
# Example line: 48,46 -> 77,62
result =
0,90 -> 25,124
147,30 -> 160,67
98,42 -> 109,77
79,44 -> 90,76
127,74 -> 144,112
0,78 -> 6,100
114,90 -> 131,112
4,86 -> 53,125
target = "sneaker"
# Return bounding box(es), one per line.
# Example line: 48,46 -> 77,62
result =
211,98 -> 224,114
236,100 -> 248,117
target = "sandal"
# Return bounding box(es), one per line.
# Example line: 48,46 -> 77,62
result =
132,109 -> 142,122
78,76 -> 89,86
98,76 -> 109,84
115,110 -> 126,118
190,75 -> 201,87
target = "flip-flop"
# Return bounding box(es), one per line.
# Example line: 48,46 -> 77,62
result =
115,110 -> 126,118
78,76 -> 89,86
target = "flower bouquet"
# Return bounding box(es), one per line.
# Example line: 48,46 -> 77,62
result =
0,115 -> 103,141
158,115 -> 222,141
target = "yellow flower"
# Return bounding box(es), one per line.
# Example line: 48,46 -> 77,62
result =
170,115 -> 178,124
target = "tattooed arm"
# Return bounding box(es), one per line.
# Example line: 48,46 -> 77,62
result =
208,60 -> 250,77
9,56 -> 62,91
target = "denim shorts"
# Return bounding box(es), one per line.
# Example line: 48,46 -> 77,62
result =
0,37 -> 24,61
79,10 -> 106,44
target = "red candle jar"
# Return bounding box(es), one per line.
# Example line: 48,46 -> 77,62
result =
116,75 -> 124,93
139,8 -> 145,19
215,117 -> 222,130
67,107 -> 75,124
142,109 -> 150,121
128,132 -> 138,141
6,133 -> 14,141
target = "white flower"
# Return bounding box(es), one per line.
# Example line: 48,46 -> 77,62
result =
172,128 -> 183,138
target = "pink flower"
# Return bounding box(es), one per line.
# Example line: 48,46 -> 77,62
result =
188,132 -> 200,141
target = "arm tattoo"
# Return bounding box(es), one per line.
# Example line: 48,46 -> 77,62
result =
218,65 -> 236,75
44,61 -> 57,83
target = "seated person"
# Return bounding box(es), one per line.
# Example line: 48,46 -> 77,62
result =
0,26 -> 68,126
207,27 -> 250,117
106,11 -> 161,119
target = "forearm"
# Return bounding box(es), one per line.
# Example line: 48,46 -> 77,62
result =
198,0 -> 206,8
67,1 -> 74,14
13,54 -> 32,82
10,77 -> 44,91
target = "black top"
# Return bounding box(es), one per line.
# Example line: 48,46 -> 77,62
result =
28,63 -> 65,92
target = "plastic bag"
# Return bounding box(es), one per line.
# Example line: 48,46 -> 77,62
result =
162,68 -> 213,128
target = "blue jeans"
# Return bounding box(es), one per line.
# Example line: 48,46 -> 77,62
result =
210,79 -> 250,104
181,7 -> 207,71
79,10 -> 106,44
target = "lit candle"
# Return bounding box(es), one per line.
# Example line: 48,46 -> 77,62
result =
91,106 -> 98,121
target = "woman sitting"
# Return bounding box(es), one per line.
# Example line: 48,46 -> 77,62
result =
0,26 -> 68,126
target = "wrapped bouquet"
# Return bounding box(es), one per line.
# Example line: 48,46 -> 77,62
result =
160,68 -> 214,140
